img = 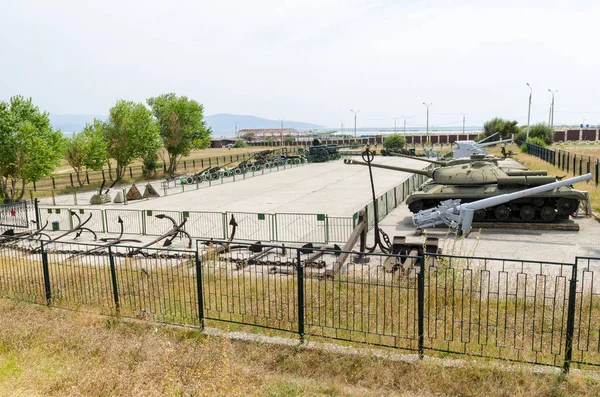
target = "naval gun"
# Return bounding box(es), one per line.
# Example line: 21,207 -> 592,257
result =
344,158 -> 588,222
413,173 -> 592,232
453,132 -> 513,158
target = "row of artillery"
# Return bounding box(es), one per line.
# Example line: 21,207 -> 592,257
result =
173,148 -> 304,185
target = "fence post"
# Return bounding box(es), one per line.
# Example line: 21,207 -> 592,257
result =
297,249 -> 305,343
34,199 -> 40,230
40,242 -> 52,305
596,159 -> 599,186
107,246 -> 120,315
195,252 -> 205,329
417,253 -> 425,359
563,259 -> 578,373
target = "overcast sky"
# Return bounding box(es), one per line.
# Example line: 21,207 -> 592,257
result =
1,0 -> 599,128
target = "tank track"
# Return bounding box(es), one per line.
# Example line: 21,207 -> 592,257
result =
408,197 -> 579,223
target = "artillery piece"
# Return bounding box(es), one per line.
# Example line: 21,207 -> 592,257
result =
344,158 -> 589,223
413,173 -> 592,232
452,132 -> 513,158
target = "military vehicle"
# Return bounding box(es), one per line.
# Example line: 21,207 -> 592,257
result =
344,159 -> 589,223
388,153 -> 548,176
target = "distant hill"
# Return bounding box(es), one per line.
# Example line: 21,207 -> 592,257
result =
50,114 -> 106,134
206,113 -> 323,137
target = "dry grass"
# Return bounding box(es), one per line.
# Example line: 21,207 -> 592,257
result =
1,299 -> 600,397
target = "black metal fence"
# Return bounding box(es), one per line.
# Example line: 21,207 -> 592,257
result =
2,237 -> 600,372
526,143 -> 600,186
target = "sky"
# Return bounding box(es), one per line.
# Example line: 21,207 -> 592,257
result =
1,0 -> 599,128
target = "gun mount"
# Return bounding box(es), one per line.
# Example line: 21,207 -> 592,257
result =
413,173 -> 592,232
453,136 -> 513,158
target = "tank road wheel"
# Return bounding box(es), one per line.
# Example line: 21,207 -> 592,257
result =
473,209 -> 487,221
408,201 -> 424,213
532,197 -> 545,207
540,206 -> 557,222
557,198 -> 579,215
494,205 -> 510,221
519,205 -> 536,221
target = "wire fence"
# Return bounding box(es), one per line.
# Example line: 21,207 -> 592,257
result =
526,143 -> 600,186
1,237 -> 600,372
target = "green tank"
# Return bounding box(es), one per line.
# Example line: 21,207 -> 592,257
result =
344,159 -> 588,222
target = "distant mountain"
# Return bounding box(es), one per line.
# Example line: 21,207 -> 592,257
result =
50,114 -> 106,134
206,113 -> 323,137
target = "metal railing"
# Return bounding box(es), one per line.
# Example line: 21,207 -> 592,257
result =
526,143 -> 600,186
2,236 -> 600,371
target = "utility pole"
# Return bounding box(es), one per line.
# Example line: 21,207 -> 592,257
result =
423,103 -> 432,143
462,113 -> 466,134
548,89 -> 557,128
526,83 -> 532,140
393,117 -> 398,133
350,109 -> 360,140
235,121 -> 238,138
401,116 -> 408,136
340,120 -> 344,135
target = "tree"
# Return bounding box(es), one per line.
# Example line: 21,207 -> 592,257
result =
241,132 -> 254,142
64,120 -> 108,186
383,134 -> 406,150
104,100 -> 161,184
516,123 -> 554,145
480,118 -> 521,140
284,136 -> 294,144
0,96 -> 65,200
147,93 -> 211,174
233,140 -> 246,148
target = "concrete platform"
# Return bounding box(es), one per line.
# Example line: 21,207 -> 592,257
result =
374,203 -> 600,262
55,156 -> 426,217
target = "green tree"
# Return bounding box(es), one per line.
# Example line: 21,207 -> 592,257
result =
383,134 -> 406,150
147,93 -> 211,174
241,132 -> 254,142
104,100 -> 161,184
480,117 -> 521,140
64,120 -> 108,186
0,96 -> 65,200
284,136 -> 294,144
516,123 -> 554,145
233,140 -> 246,148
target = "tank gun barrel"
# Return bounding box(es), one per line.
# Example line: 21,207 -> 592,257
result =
343,158 -> 434,177
413,173 -> 592,232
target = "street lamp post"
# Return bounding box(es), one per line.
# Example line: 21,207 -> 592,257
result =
340,120 -> 344,135
423,103 -> 432,144
393,117 -> 398,134
462,113 -> 466,134
277,118 -> 285,145
526,83 -> 532,140
548,89 -> 557,128
235,121 -> 238,138
401,116 -> 408,136
350,109 -> 360,140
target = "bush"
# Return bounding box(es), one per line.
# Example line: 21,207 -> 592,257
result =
284,136 -> 294,144
383,134 -> 406,150
233,140 -> 246,148
482,117 -> 521,140
520,137 -> 548,153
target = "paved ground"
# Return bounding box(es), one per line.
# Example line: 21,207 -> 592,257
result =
46,156 -> 427,217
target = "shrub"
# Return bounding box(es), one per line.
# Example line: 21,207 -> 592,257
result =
383,134 -> 406,150
520,137 -> 548,153
233,140 -> 246,148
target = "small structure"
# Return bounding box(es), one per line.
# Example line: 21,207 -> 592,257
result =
143,183 -> 160,198
113,191 -> 124,203
126,184 -> 143,201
